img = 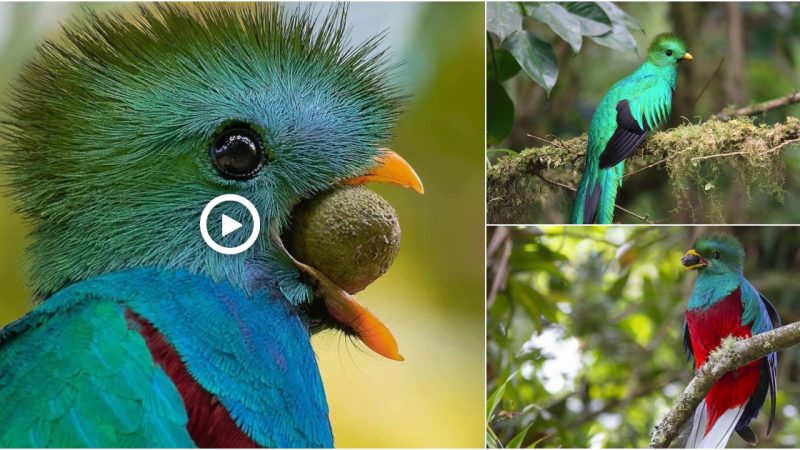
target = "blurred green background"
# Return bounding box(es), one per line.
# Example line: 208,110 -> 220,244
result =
487,226 -> 800,448
0,2 -> 484,447
487,2 -> 800,224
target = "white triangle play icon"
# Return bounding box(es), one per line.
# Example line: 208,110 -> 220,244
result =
221,214 -> 243,237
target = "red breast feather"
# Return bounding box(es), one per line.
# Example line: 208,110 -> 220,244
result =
686,287 -> 762,434
127,311 -> 259,447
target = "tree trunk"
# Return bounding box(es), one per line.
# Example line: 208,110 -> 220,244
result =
723,2 -> 747,106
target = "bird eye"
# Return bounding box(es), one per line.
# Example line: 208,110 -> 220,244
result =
209,125 -> 266,180
712,251 -> 721,259
666,50 -> 673,56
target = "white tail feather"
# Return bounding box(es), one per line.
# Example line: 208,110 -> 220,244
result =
685,400 -> 745,448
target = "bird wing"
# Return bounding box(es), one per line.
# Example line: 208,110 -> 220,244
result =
599,76 -> 672,169
0,290 -> 194,447
683,319 -> 694,365
737,281 -> 781,436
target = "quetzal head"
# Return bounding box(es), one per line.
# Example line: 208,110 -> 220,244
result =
647,33 -> 693,67
682,234 -> 745,275
2,4 -> 421,359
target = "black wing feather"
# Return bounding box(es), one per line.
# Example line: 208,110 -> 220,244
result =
598,99 -> 649,169
683,319 -> 694,365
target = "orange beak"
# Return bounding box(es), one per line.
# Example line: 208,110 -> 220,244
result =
309,264 -> 404,361
343,148 -> 425,194
272,233 -> 404,361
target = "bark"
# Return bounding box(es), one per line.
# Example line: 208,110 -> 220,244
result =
649,321 -> 800,448
723,3 -> 747,106
714,92 -> 800,120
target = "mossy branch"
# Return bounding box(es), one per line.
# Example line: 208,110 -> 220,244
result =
649,321 -> 800,448
487,116 -> 800,223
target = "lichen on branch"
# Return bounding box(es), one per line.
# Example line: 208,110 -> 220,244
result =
487,116 -> 800,224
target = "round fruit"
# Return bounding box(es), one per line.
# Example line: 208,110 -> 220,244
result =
286,186 -> 400,293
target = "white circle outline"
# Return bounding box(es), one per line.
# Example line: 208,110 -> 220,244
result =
200,194 -> 261,255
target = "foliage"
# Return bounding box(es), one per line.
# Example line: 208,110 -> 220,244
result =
486,2 -> 643,144
487,226 -> 800,448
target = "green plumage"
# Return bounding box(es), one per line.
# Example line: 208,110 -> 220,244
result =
1,4 -> 400,302
0,297 -> 192,447
571,33 -> 691,224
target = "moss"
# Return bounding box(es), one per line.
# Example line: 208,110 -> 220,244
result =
286,186 -> 400,294
487,116 -> 800,223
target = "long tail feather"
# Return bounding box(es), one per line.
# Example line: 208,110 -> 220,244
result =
571,167 -> 598,224
595,164 -> 622,224
686,400 -> 745,448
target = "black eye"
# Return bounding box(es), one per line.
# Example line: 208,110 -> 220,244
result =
712,251 -> 721,260
666,50 -> 673,56
209,126 -> 266,180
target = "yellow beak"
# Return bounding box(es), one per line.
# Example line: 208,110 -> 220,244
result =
682,248 -> 707,271
343,148 -> 425,194
683,52 -> 694,61
272,232 -> 404,362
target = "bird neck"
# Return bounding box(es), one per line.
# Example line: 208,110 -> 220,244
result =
688,271 -> 742,310
635,62 -> 678,91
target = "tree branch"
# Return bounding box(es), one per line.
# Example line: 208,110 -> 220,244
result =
649,321 -> 800,448
713,92 -> 800,120
487,116 -> 800,224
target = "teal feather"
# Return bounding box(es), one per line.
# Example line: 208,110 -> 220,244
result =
0,268 -> 333,447
0,295 -> 193,447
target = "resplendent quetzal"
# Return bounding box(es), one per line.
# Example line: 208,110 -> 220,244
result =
0,4 -> 423,447
681,235 -> 780,448
571,33 -> 692,224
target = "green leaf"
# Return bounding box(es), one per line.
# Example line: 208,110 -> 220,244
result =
529,3 -> 583,54
486,424 -> 502,448
503,30 -> 559,95
487,2 -> 523,41
589,22 -> 638,54
507,422 -> 534,448
598,1 -> 643,31
560,2 -> 613,36
487,48 -> 521,81
487,370 -> 519,421
528,435 -> 549,448
487,80 -> 515,144
511,278 -> 558,325
588,2 -> 640,54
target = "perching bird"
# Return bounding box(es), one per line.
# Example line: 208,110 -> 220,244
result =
681,235 -> 780,448
571,33 -> 692,224
0,4 -> 423,447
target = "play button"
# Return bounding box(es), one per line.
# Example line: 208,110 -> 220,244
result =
221,214 -> 242,237
199,194 -> 260,255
